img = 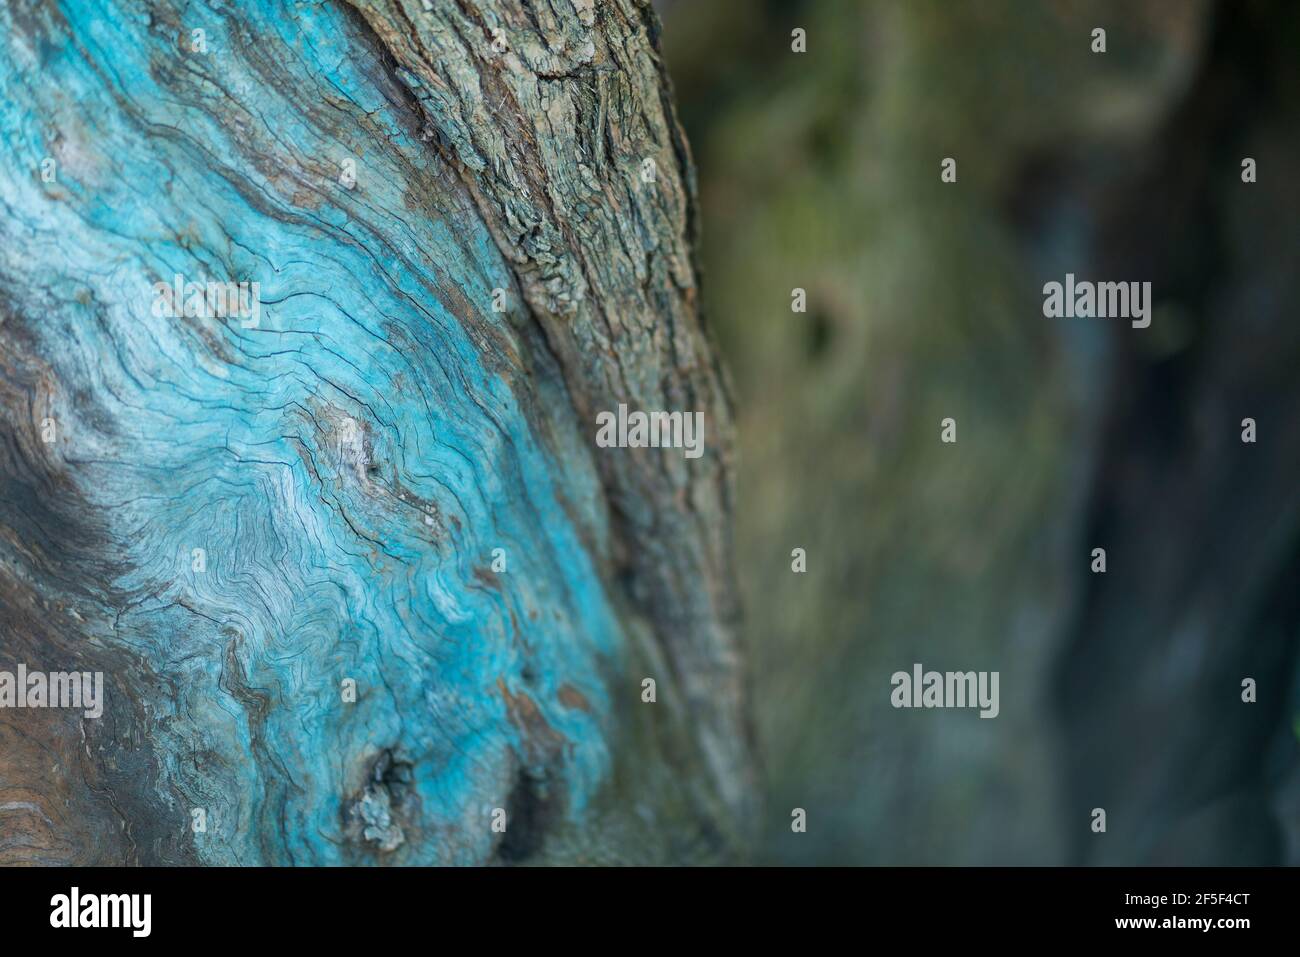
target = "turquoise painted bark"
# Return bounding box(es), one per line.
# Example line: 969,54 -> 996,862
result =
0,0 -> 750,864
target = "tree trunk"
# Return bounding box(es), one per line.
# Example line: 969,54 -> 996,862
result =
0,0 -> 751,864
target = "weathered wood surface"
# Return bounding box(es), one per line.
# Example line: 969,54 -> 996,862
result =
0,0 -> 751,864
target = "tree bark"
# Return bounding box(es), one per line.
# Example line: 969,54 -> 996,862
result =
0,0 -> 750,864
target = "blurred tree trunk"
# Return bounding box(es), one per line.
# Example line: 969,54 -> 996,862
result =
1053,0 -> 1300,865
660,0 -> 1298,865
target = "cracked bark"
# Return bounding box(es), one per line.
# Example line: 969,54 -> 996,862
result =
0,0 -> 751,864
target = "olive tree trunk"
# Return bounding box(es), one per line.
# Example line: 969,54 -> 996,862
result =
0,0 -> 751,864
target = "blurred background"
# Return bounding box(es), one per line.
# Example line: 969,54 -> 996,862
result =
655,0 -> 1300,864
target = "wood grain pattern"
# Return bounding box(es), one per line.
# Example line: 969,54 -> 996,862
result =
0,0 -> 751,864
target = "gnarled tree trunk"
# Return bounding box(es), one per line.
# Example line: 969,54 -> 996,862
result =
0,0 -> 751,864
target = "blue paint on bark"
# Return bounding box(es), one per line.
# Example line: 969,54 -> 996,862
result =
1,0 -> 626,862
